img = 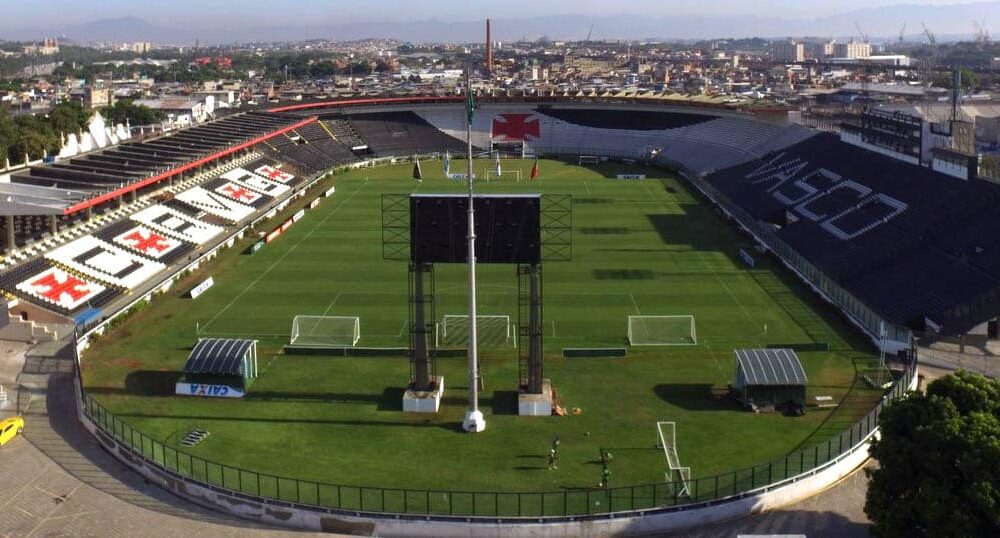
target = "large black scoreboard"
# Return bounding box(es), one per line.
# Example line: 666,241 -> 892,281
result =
410,194 -> 541,264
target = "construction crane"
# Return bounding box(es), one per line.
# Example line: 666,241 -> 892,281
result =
854,21 -> 870,43
854,21 -> 872,97
898,23 -> 907,44
585,23 -> 594,43
922,21 -> 936,44
974,19 -> 990,48
921,22 -> 937,88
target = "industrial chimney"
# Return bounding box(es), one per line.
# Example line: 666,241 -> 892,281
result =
486,19 -> 493,76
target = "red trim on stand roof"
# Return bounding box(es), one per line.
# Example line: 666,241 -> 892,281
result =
267,96 -> 463,113
62,117 -> 318,216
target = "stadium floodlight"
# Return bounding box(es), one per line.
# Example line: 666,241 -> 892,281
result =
290,315 -> 360,347
628,315 -> 697,346
437,315 -> 512,348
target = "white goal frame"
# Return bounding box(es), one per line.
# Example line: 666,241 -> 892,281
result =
627,315 -> 697,346
656,421 -> 693,498
289,315 -> 361,347
578,155 -> 601,165
436,314 -> 514,348
483,170 -> 522,182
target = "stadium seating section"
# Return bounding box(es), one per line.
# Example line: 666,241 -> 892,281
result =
412,106 -> 816,175
706,132 -> 1000,334
346,111 -> 466,156
257,121 -> 361,175
4,100 -> 998,340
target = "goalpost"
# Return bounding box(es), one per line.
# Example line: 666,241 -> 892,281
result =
628,315 -> 697,346
290,315 -> 361,347
483,170 -> 522,182
436,314 -> 513,348
656,421 -> 693,498
578,155 -> 601,165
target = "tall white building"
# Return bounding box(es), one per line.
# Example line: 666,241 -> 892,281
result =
773,41 -> 805,63
834,41 -> 871,60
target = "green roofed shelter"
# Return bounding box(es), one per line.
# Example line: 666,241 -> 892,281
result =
177,338 -> 259,398
733,348 -> 807,409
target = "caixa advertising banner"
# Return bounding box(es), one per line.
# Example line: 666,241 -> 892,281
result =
175,382 -> 245,398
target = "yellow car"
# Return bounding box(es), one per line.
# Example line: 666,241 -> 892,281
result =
0,416 -> 24,446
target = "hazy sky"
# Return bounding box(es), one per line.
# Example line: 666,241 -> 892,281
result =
1,0 -> 987,26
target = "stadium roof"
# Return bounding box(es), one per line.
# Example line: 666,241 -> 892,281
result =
1,111 -> 315,217
183,338 -> 257,376
734,349 -> 807,386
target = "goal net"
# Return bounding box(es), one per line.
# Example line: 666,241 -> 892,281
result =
436,314 -> 513,348
483,170 -> 522,182
656,421 -> 693,498
578,155 -> 601,165
628,315 -> 697,346
290,316 -> 360,347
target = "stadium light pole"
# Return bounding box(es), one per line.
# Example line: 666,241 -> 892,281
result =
462,67 -> 486,433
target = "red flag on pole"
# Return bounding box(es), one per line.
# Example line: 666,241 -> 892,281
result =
530,156 -> 539,179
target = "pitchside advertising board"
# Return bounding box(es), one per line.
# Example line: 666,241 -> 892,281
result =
409,194 -> 541,264
175,382 -> 245,398
189,277 -> 214,299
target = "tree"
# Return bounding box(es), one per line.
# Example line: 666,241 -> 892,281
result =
103,100 -> 161,126
48,101 -> 88,136
11,114 -> 57,161
865,371 -> 1000,537
0,107 -> 17,164
933,68 -> 979,91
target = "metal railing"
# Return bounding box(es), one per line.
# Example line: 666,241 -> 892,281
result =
79,358 -> 915,520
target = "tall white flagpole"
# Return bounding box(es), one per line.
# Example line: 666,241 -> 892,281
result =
462,66 -> 485,433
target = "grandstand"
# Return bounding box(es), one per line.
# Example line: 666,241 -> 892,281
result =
344,111 -> 466,156
412,104 -> 815,175
0,111 -> 310,253
4,95 -> 1000,349
256,120 -> 361,175
27,94 -> 957,535
705,132 -> 1000,337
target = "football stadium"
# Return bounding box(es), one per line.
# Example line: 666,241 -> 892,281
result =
12,93 -> 991,534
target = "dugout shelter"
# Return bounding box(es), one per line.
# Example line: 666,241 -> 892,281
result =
733,348 -> 807,411
176,338 -> 259,398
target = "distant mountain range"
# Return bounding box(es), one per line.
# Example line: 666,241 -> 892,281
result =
3,3 -> 999,44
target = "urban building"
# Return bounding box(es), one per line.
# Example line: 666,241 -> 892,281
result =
773,41 -> 805,63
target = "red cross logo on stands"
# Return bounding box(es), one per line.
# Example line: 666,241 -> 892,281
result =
221,184 -> 256,202
491,113 -> 541,141
31,272 -> 92,303
123,230 -> 172,254
262,167 -> 286,180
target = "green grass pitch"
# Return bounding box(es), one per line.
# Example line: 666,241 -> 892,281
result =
82,158 -> 881,494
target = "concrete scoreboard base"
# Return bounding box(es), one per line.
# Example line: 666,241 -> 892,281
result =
402,376 -> 444,413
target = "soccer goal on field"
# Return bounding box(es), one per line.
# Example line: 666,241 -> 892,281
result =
628,315 -> 697,346
656,421 -> 693,499
289,315 -> 360,348
436,314 -> 513,348
483,170 -> 522,182
578,155 -> 601,165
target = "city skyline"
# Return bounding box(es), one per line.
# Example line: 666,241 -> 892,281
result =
0,1 -> 997,44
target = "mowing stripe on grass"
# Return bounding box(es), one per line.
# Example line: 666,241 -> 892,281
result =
201,179 -> 369,332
